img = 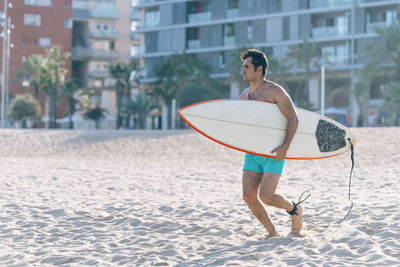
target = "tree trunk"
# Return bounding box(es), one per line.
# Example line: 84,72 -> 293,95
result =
34,84 -> 39,100
68,97 -> 73,129
304,66 -> 311,108
116,86 -> 123,129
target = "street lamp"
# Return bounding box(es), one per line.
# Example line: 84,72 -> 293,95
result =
0,0 -> 12,128
5,17 -> 14,127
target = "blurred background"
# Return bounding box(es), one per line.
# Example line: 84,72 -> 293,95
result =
0,0 -> 399,130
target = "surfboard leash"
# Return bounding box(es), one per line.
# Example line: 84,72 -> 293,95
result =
299,138 -> 355,228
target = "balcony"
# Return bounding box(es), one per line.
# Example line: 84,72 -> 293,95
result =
227,9 -> 239,19
89,30 -> 120,39
88,70 -> 109,79
366,21 -> 391,33
89,9 -> 120,19
131,9 -> 141,21
73,8 -> 120,20
138,20 -> 159,29
309,0 -> 352,9
73,8 -> 90,20
223,36 -> 235,46
312,26 -> 347,38
131,45 -> 145,56
188,12 -> 212,23
138,0 -> 158,4
130,32 -> 141,41
325,55 -> 349,64
72,47 -> 119,61
187,39 -> 201,49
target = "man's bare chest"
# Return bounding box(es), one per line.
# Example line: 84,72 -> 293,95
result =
247,88 -> 275,103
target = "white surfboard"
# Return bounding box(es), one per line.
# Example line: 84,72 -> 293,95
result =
178,99 -> 355,160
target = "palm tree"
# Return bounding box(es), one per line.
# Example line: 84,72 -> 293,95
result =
153,53 -> 213,129
125,93 -> 157,129
109,62 -> 138,129
267,57 -> 291,90
62,80 -> 79,129
41,45 -> 70,128
83,105 -> 107,129
364,22 -> 400,82
381,82 -> 400,125
229,46 -> 252,87
80,90 -> 107,129
286,39 -> 319,108
14,54 -> 45,100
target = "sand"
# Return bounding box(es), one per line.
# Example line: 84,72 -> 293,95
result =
0,127 -> 399,266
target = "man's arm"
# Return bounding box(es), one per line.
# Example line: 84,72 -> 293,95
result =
271,87 -> 299,161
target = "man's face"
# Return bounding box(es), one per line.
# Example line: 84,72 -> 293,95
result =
242,57 -> 260,82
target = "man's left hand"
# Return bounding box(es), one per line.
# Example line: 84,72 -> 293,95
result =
271,145 -> 288,161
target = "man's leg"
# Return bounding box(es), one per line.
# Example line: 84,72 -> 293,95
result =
242,170 -> 279,237
258,172 -> 303,234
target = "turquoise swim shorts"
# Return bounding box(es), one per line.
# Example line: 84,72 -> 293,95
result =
243,153 -> 286,175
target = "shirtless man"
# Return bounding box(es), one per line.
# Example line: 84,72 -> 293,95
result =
238,49 -> 303,238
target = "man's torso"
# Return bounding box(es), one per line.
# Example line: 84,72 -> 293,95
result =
239,80 -> 280,103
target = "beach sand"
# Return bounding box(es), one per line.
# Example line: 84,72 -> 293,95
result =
0,128 -> 399,266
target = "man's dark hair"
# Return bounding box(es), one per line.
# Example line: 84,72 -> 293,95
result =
240,49 -> 268,77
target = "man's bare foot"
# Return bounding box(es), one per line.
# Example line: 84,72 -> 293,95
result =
263,232 -> 280,240
291,204 -> 303,234
288,230 -> 306,238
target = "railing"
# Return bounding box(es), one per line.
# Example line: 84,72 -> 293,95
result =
131,45 -> 145,56
223,36 -> 235,46
226,9 -> 239,19
131,9 -> 141,21
72,8 -> 90,20
72,47 -> 119,60
366,21 -> 389,32
312,26 -> 347,38
89,9 -> 120,19
138,20 -> 159,29
325,55 -> 349,64
187,39 -> 201,49
130,32 -> 141,41
309,0 -> 352,8
138,0 -> 158,5
88,70 -> 109,78
188,12 -> 212,23
89,30 -> 120,39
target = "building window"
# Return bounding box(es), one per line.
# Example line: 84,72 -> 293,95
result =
64,19 -> 72,29
247,22 -> 252,43
65,0 -> 72,7
227,0 -> 238,9
25,0 -> 52,6
131,21 -> 138,31
219,52 -> 226,69
283,17 -> 290,40
145,8 -> 160,28
186,28 -> 200,49
24,14 -> 41,27
39,37 -> 51,47
223,23 -> 235,46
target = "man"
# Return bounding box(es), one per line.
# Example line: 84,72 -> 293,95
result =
238,49 -> 303,238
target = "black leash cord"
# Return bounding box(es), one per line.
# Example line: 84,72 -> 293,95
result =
299,138 -> 355,228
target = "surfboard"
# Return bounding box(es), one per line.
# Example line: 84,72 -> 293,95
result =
178,99 -> 356,160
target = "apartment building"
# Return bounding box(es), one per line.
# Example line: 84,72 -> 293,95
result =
131,0 -> 400,125
72,0 -> 132,129
0,0 -> 72,126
